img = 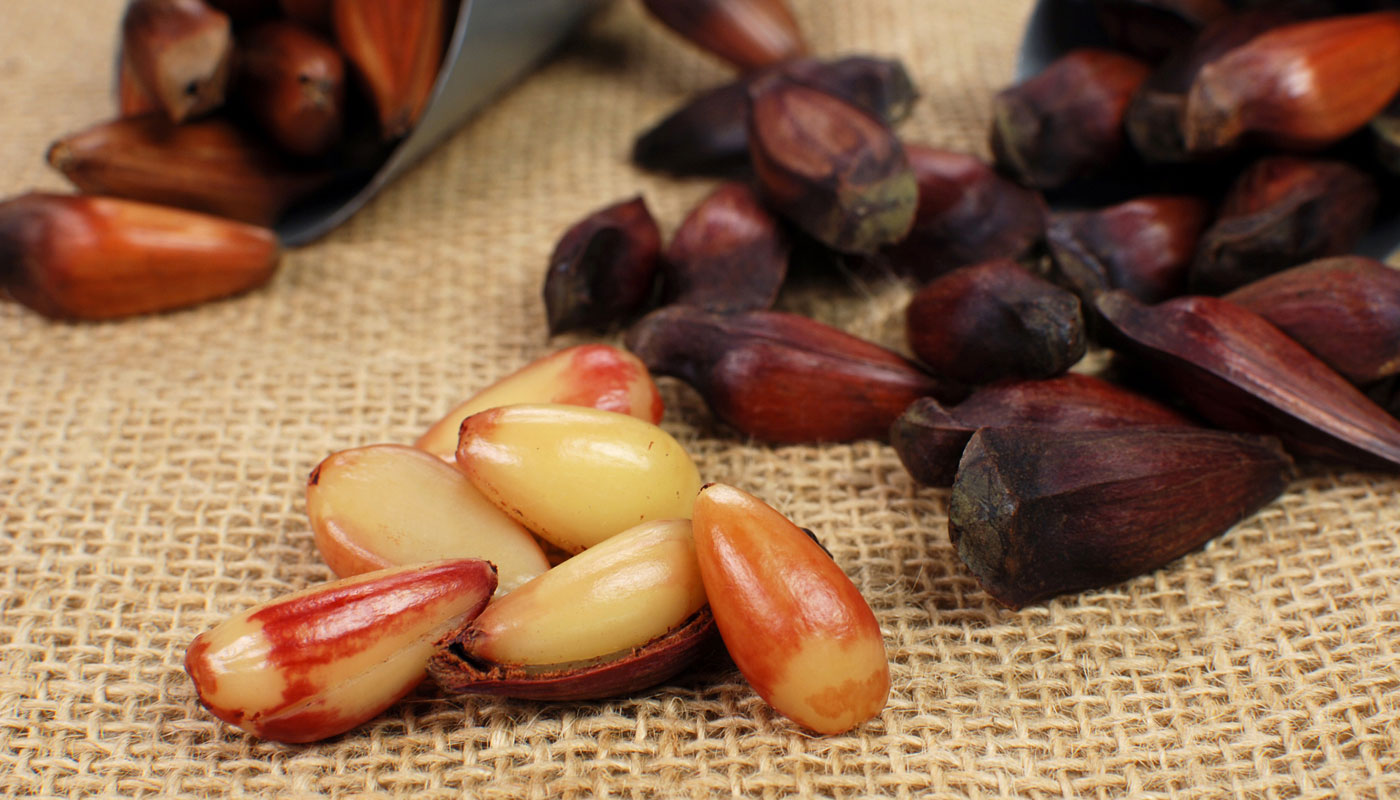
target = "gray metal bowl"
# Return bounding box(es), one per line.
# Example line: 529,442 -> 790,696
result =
277,0 -> 609,245
1016,0 -> 1398,261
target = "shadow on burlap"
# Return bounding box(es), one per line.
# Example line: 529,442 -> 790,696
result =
1,1 -> 1397,797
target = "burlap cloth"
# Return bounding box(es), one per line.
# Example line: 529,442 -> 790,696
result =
2,1 -> 1398,797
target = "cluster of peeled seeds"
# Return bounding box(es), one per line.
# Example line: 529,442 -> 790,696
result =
186,0 -> 1400,744
168,0 -> 1400,745
184,343 -> 890,742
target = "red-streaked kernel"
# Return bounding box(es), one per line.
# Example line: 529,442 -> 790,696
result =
691,483 -> 889,735
416,344 -> 663,460
184,559 -> 496,743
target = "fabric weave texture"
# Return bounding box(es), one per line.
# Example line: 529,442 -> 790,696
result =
1,1 -> 1398,797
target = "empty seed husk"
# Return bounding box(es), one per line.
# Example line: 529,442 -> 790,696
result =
1223,256 -> 1400,386
1190,156 -> 1378,294
1095,290 -> 1400,470
434,608 -> 716,701
662,181 -> 789,313
543,196 -> 663,335
627,305 -> 963,443
949,426 -> 1290,609
430,519 -> 716,700
891,373 -> 1194,487
906,259 -> 1086,386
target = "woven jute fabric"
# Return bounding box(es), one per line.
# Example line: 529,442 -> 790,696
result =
3,1 -> 1399,797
